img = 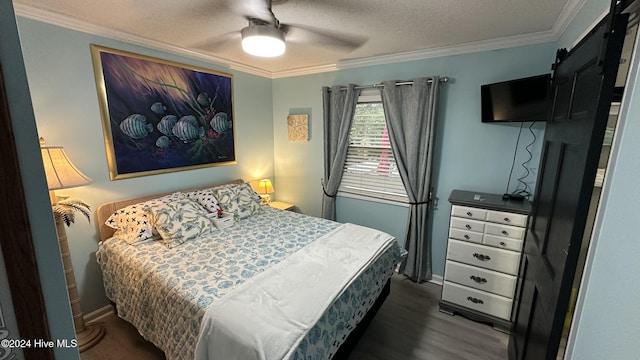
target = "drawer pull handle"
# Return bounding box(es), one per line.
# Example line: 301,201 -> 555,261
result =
467,296 -> 484,305
473,253 -> 491,261
470,275 -> 487,284
466,211 -> 473,217
501,230 -> 509,236
465,224 -> 472,230
464,235 -> 470,240
500,241 -> 507,246
504,217 -> 511,222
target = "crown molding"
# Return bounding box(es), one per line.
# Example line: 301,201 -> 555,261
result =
12,3 -> 276,77
551,0 -> 589,40
336,0 -> 587,71
270,64 -> 339,79
15,0 -> 587,79
337,30 -> 556,70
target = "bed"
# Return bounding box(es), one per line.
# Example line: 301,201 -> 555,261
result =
96,179 -> 404,360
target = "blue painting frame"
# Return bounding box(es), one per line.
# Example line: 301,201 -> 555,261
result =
91,45 -> 236,180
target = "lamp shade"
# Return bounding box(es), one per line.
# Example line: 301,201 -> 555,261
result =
40,140 -> 92,190
258,179 -> 275,194
241,24 -> 286,57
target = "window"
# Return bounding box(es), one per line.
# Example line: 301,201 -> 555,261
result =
338,92 -> 408,204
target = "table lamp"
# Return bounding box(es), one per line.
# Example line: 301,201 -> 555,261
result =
257,179 -> 275,204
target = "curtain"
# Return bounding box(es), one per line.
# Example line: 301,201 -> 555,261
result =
380,77 -> 440,282
321,84 -> 361,220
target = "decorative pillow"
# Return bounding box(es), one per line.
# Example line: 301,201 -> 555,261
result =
211,183 -> 262,220
113,230 -> 161,246
184,189 -> 221,213
143,197 -> 214,248
105,193 -> 185,245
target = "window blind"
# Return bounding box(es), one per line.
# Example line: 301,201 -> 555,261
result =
338,98 -> 408,203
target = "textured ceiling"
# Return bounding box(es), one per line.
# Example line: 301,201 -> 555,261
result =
13,0 -> 578,78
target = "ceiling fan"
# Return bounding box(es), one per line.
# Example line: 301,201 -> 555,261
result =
204,0 -> 367,58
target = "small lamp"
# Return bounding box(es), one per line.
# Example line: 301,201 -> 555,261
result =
257,179 -> 275,204
40,138 -> 105,352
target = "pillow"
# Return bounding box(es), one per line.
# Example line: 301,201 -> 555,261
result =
213,182 -> 262,203
184,189 -> 221,213
143,197 -> 214,248
113,230 -> 162,246
105,193 -> 184,245
211,183 -> 262,220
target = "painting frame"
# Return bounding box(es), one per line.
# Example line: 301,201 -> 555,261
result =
90,44 -> 236,180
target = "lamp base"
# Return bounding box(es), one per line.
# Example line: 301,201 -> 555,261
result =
260,194 -> 271,204
77,322 -> 106,352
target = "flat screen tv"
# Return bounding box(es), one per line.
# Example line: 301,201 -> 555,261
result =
481,74 -> 551,122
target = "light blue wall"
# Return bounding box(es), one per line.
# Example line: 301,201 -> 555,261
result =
558,0 -> 639,358
273,44 -> 554,276
1,1 -> 78,358
16,17 -> 275,313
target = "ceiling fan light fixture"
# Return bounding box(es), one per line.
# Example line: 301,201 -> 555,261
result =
241,24 -> 286,57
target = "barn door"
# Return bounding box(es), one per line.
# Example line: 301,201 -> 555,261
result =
508,3 -> 629,359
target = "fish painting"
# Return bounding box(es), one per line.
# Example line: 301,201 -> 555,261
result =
156,135 -> 171,148
150,102 -> 166,115
178,115 -> 199,128
210,112 -> 232,134
157,115 -> 177,135
94,46 -> 235,179
120,114 -> 153,139
197,92 -> 210,106
173,120 -> 204,143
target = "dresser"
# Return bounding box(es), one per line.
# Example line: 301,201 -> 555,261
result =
439,190 -> 531,332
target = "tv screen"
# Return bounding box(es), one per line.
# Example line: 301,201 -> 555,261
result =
481,74 -> 551,122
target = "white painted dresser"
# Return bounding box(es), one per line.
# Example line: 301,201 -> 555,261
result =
439,190 -> 531,332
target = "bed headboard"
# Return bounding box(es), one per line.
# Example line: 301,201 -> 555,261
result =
96,178 -> 244,242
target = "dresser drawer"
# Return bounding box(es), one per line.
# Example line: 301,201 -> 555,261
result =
445,261 -> 517,298
451,205 -> 487,221
447,239 -> 521,275
485,223 -> 525,240
486,210 -> 528,227
442,281 -> 513,320
449,228 -> 483,244
450,217 -> 485,233
484,234 -> 524,252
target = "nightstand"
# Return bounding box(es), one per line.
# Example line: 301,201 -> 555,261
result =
268,201 -> 294,211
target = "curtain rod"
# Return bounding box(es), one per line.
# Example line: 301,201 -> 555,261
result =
326,76 -> 449,91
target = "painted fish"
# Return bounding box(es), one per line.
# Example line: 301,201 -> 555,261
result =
196,92 -> 210,106
156,135 -> 171,148
157,115 -> 177,135
120,114 -> 153,139
150,102 -> 166,115
178,115 -> 199,127
210,112 -> 232,134
172,120 -> 204,143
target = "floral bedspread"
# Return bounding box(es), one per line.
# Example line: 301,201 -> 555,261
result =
97,206 -> 403,359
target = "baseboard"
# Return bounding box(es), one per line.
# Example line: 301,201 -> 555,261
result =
84,304 -> 115,323
394,267 -> 444,286
428,274 -> 444,286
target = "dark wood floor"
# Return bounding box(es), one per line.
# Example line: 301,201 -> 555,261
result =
81,274 -> 508,360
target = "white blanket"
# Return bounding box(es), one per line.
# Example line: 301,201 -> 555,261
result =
194,223 -> 396,360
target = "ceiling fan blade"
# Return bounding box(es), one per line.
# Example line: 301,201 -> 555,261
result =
191,31 -> 241,53
228,0 -> 275,24
281,24 -> 368,51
